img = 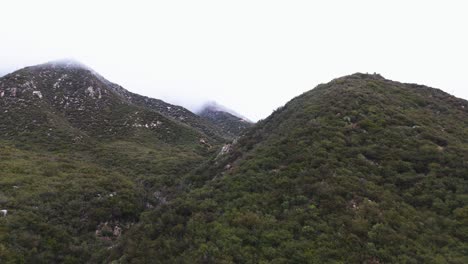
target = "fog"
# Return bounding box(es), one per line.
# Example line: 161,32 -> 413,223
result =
1,0 -> 467,121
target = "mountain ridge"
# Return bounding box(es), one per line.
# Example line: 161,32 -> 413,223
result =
198,101 -> 254,138
111,73 -> 468,263
0,61 -> 234,144
1,66 -> 467,263
0,61 -> 234,262
198,101 -> 253,122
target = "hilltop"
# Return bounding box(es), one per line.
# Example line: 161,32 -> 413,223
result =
0,60 -> 230,144
198,101 -> 254,138
112,73 -> 468,263
0,60 -> 243,262
1,69 -> 467,263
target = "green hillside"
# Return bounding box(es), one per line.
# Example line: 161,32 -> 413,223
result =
1,69 -> 467,263
0,62 -> 224,263
110,73 -> 468,263
198,102 -> 253,138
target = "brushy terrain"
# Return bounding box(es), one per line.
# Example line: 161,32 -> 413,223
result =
1,68 -> 467,263
110,74 -> 468,264
0,62 -> 224,263
198,102 -> 253,138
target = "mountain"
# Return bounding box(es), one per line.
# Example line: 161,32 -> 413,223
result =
0,60 -> 229,262
198,101 -> 254,138
0,60 -> 228,144
1,68 -> 467,263
111,73 -> 468,263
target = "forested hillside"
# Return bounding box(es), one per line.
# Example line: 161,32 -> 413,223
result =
1,68 -> 467,263
198,102 -> 253,138
0,61 -> 226,263
110,73 -> 468,263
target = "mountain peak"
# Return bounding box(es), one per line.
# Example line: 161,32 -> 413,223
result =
0,61 -> 230,142
200,101 -> 226,112
326,72 -> 387,86
118,73 -> 468,263
199,101 -> 251,122
198,101 -> 253,137
41,58 -> 89,70
348,72 -> 385,80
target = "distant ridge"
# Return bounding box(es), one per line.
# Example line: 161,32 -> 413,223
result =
0,60 -> 235,142
199,101 -> 252,122
198,101 -> 254,137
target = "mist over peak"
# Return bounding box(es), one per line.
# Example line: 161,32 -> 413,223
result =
41,58 -> 90,70
198,101 -> 253,122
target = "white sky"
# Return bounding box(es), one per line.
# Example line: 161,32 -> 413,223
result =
1,0 -> 467,121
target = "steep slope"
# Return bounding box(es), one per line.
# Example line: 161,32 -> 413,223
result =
0,61 -> 223,263
198,101 -> 253,138
113,73 -> 468,263
91,76 -> 228,141
0,60 -> 225,145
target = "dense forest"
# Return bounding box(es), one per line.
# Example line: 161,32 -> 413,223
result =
110,74 -> 468,263
0,62 -> 225,263
1,66 -> 467,263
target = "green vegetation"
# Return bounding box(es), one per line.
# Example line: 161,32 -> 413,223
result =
110,74 -> 468,263
198,103 -> 253,138
1,70 -> 467,263
0,136 -> 217,263
0,63 -> 223,263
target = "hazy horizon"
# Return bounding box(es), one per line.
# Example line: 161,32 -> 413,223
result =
1,0 -> 467,121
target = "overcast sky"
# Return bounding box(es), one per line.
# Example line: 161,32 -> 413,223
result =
1,0 -> 467,121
